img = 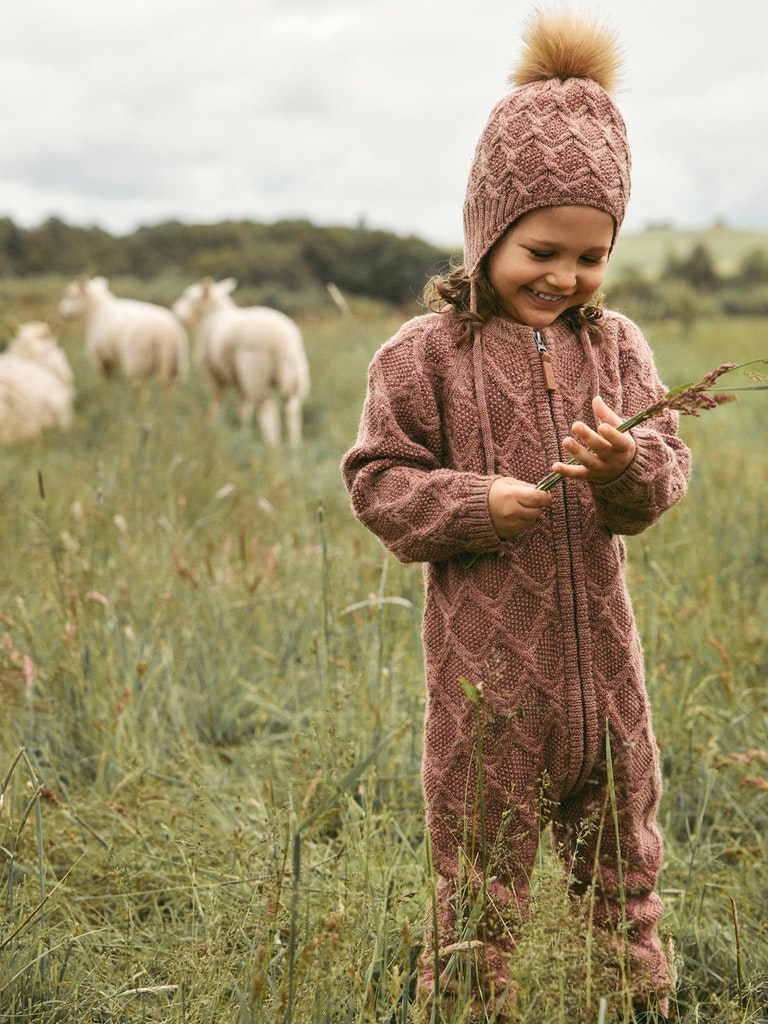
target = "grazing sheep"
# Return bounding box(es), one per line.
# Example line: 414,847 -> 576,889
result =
59,276 -> 188,389
0,321 -> 75,445
172,278 -> 310,448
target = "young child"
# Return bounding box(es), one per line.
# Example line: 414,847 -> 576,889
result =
342,10 -> 690,1022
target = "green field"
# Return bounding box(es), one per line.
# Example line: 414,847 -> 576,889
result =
605,225 -> 768,281
1,277 -> 767,1023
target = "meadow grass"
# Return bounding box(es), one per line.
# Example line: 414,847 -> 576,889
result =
1,279 -> 766,1023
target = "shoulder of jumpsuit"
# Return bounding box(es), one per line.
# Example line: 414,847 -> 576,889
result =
369,311 -> 462,377
372,313 -> 543,379
593,307 -> 647,347
543,310 -> 647,367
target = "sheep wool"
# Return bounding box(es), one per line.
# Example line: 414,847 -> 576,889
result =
0,322 -> 75,446
172,278 -> 310,449
463,10 -> 631,275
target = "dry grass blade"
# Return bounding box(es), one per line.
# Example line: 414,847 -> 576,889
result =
537,357 -> 768,491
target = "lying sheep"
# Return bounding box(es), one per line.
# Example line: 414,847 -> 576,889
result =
59,276 -> 188,389
172,278 -> 310,448
0,321 -> 75,445
9,320 -> 76,399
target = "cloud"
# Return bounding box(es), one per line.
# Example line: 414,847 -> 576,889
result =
2,0 -> 767,245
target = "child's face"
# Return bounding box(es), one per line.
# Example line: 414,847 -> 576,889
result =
485,205 -> 614,329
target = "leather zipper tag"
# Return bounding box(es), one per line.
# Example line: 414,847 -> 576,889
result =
540,350 -> 557,391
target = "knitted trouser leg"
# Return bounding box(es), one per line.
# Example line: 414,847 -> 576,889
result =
416,873 -> 526,1019
418,736 -> 544,1018
551,721 -> 672,1015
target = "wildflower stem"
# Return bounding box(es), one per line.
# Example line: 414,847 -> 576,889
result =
536,413 -> 645,492
537,356 -> 768,492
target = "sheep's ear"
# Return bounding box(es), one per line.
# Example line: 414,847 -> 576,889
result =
220,277 -> 238,294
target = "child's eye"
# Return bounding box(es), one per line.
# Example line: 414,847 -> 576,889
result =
528,249 -> 553,260
580,255 -> 604,266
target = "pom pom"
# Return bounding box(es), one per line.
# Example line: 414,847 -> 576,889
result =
510,8 -> 624,94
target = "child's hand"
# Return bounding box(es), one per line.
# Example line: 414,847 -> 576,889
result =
489,476 -> 552,539
552,395 -> 636,484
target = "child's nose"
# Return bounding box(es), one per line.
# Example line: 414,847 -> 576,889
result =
545,263 -> 577,289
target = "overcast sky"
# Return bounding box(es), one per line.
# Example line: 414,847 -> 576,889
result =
3,0 -> 767,247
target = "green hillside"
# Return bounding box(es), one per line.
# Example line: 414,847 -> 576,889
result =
606,224 -> 768,282
2,215 -> 767,313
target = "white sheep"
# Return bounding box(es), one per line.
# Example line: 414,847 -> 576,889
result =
172,278 -> 310,448
8,320 -> 76,399
59,276 -> 188,389
0,321 -> 75,446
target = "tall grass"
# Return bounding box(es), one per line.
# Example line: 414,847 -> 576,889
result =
1,279 -> 766,1022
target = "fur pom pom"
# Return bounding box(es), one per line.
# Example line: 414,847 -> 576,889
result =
510,8 -> 624,94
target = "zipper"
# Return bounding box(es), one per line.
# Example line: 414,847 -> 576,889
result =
533,328 -> 588,791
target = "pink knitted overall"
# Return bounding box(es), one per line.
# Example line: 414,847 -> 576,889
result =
342,311 -> 690,1014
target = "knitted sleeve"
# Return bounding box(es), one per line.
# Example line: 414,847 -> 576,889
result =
341,329 -> 503,564
590,316 -> 691,535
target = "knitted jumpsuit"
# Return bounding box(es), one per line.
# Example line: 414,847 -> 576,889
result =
341,308 -> 691,1010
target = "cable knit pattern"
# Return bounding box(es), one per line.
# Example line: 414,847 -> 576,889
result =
463,75 -> 631,274
341,310 -> 690,1009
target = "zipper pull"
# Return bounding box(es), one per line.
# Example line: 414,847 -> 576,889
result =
533,330 -> 557,391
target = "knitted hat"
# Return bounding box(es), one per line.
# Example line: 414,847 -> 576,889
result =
463,10 -> 631,275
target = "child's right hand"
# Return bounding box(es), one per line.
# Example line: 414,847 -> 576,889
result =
488,477 -> 552,539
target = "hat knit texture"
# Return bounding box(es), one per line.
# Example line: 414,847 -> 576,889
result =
463,10 -> 631,275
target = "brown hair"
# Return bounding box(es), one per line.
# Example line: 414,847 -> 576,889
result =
423,261 -> 605,346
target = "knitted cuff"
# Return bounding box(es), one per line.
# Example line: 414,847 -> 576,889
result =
468,473 -> 506,550
590,434 -> 660,501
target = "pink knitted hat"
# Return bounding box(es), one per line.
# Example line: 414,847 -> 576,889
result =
463,11 -> 631,275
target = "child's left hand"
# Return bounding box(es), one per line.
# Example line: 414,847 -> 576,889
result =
551,396 -> 636,485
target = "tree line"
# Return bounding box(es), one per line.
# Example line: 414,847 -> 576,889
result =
607,242 -> 768,323
0,215 -> 457,310
1,215 -> 766,320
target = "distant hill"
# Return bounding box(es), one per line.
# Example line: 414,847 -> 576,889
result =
3,214 -> 767,308
605,225 -> 768,282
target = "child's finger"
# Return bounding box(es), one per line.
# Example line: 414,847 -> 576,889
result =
592,394 -> 622,427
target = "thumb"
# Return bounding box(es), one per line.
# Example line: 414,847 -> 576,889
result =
592,394 -> 623,428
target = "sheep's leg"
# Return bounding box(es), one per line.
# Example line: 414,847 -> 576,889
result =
257,397 -> 280,447
284,395 -> 303,449
207,377 -> 226,420
159,359 -> 179,390
235,395 -> 255,427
